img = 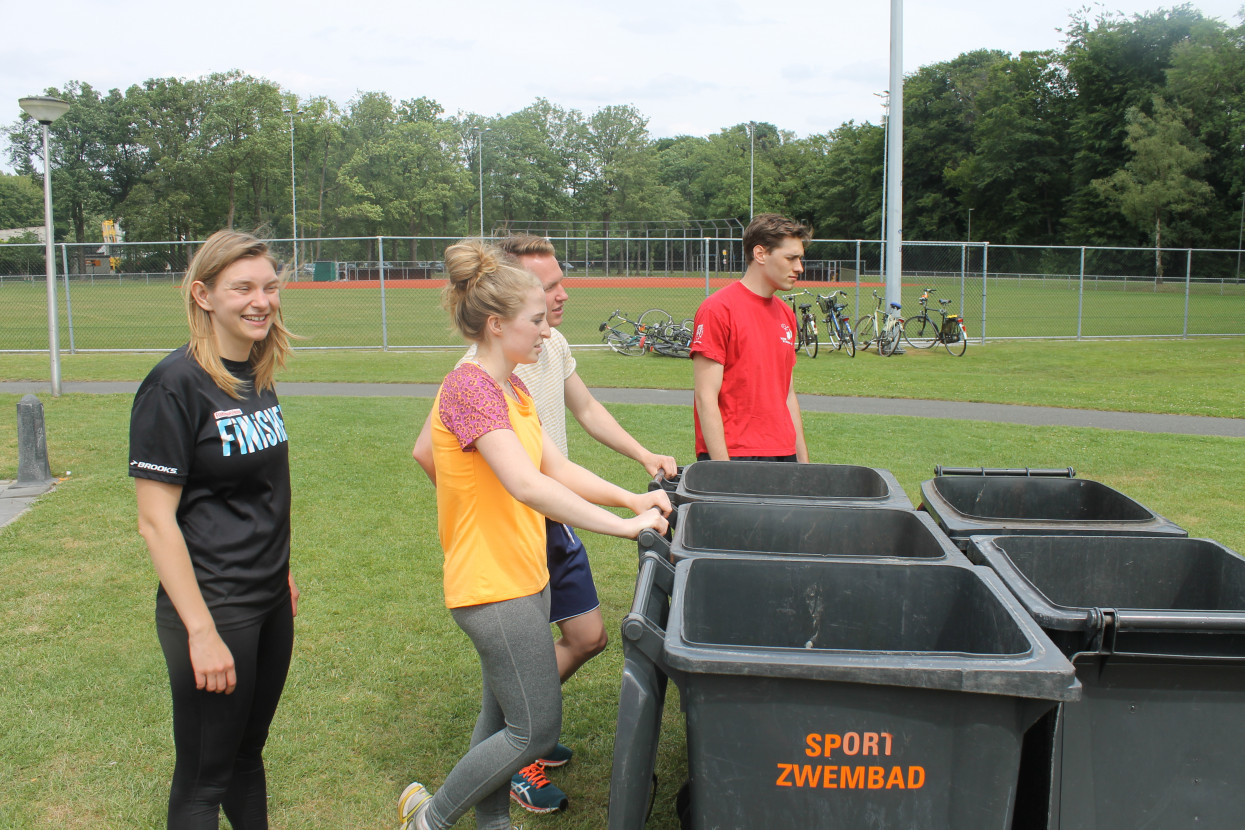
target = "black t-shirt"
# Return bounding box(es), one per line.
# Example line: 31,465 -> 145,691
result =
129,346 -> 291,630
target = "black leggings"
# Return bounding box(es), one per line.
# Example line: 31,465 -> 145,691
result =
157,600 -> 293,829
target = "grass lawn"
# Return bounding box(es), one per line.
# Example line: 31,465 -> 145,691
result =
1,336 -> 1242,418
1,371 -> 1243,827
1,275 -> 1243,350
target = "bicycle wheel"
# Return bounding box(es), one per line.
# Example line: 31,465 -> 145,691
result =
840,321 -> 856,357
944,323 -> 968,356
902,314 -> 937,349
638,308 -> 672,329
855,316 -> 875,351
802,317 -> 818,358
824,319 -> 841,351
605,329 -> 640,355
880,321 -> 901,356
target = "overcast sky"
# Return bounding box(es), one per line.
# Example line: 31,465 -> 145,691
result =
3,0 -> 1243,173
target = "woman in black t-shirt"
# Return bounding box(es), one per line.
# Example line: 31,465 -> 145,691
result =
130,229 -> 297,829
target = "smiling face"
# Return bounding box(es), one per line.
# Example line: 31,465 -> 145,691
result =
496,285 -> 551,366
518,252 -> 568,328
191,256 -> 281,361
752,236 -> 806,296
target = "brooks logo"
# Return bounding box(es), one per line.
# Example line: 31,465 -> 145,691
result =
131,460 -> 179,475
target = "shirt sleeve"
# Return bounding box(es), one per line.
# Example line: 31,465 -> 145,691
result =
128,376 -> 194,484
438,366 -> 513,450
690,301 -> 728,365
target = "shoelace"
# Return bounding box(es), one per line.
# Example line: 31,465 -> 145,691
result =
516,762 -> 553,789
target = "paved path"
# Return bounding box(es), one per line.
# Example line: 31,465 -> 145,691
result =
2,380 -> 1242,438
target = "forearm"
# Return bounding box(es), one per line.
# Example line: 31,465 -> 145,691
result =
139,521 -> 216,636
544,454 -> 639,511
514,472 -> 635,537
694,393 -> 730,460
575,400 -> 651,464
412,410 -> 437,484
788,387 -> 809,463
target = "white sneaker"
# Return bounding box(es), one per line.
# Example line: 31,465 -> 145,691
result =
398,781 -> 432,830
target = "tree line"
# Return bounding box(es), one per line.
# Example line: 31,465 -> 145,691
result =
4,5 -> 1243,260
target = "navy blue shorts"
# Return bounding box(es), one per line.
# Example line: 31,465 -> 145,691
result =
545,518 -> 600,624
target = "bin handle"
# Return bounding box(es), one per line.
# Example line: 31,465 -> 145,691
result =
638,528 -> 672,559
622,553 -> 677,669
934,465 -> 1076,478
1112,609 -> 1245,632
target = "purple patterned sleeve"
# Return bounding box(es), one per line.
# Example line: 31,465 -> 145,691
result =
438,364 -> 513,450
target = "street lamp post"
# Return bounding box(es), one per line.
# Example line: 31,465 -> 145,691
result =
474,127 -> 490,238
749,121 -> 756,218
19,95 -> 70,397
283,108 -> 302,274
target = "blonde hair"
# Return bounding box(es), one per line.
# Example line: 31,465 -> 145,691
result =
496,234 -> 556,260
182,230 -> 293,399
442,239 -> 541,341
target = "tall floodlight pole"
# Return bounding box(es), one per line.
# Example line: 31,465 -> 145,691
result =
967,208 -> 973,243
475,127 -> 489,237
884,0 -> 904,314
284,108 -> 302,274
749,121 -> 756,218
20,96 -> 70,397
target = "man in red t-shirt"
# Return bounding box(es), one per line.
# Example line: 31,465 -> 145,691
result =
690,213 -> 811,462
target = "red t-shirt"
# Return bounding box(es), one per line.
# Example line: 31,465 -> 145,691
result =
690,281 -> 797,457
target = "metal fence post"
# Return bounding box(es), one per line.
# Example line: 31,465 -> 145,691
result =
980,243 -> 989,343
1184,249 -> 1192,338
854,239 -> 861,316
703,237 -> 710,297
378,236 -> 388,351
1077,247 -> 1085,340
61,244 -> 75,353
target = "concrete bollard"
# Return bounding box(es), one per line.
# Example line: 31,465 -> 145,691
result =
17,394 -> 53,486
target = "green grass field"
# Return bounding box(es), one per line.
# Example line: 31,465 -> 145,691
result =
1,275 -> 1243,351
1,339 -> 1243,828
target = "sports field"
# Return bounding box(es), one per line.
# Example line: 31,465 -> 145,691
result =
1,275 -> 1242,351
1,343 -> 1243,828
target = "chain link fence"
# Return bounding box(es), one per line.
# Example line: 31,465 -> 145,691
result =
1,236 -> 1242,352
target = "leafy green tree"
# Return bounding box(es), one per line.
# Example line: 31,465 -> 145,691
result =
1061,5 -> 1207,243
1166,14 -> 1245,247
337,95 -> 470,253
1092,96 -> 1214,283
944,50 -> 1073,244
7,81 -> 127,272
195,71 -> 285,230
0,173 -> 43,228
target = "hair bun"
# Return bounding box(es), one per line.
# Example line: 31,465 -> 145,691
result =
444,240 -> 500,292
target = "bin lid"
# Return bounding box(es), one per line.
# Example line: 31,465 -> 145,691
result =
675,461 -> 913,509
663,557 -> 1080,701
920,475 -> 1186,539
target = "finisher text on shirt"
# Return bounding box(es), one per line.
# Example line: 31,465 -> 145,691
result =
216,404 -> 288,456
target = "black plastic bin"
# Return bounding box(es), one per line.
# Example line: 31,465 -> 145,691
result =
653,460 -> 913,510
920,473 -> 1185,555
610,553 -> 1079,829
969,534 -> 1245,830
643,502 -> 968,566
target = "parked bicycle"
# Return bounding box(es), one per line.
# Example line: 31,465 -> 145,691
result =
782,290 -> 819,358
816,290 -> 855,357
855,290 -> 903,356
901,289 -> 969,356
599,309 -> 692,357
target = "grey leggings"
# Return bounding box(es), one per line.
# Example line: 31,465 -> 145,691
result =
426,587 -> 561,830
